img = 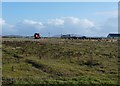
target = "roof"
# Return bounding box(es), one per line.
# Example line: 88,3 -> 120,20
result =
107,33 -> 120,38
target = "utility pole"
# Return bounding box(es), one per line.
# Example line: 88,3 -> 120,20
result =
48,32 -> 50,37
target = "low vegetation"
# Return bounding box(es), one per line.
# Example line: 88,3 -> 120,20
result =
2,38 -> 119,85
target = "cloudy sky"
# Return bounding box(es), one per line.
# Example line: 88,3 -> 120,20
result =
1,2 -> 118,37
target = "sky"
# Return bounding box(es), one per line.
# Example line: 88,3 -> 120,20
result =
2,0 -> 119,2
1,2 -> 118,37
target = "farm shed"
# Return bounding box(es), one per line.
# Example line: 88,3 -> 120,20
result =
61,34 -> 71,39
107,33 -> 120,38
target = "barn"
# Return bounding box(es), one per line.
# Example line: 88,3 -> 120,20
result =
107,33 -> 120,38
61,34 -> 71,39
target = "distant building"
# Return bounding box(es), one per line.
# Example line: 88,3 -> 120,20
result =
107,33 -> 120,38
61,34 -> 71,39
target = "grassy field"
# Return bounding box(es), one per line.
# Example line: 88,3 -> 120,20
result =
2,38 -> 119,85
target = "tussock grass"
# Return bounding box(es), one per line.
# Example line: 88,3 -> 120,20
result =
2,38 -> 118,85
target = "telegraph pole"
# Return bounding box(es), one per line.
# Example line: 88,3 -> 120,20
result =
48,32 -> 50,37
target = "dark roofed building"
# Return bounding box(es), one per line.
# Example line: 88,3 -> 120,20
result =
107,33 -> 120,38
61,34 -> 71,39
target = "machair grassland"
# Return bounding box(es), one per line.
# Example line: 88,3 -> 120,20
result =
2,38 -> 119,85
